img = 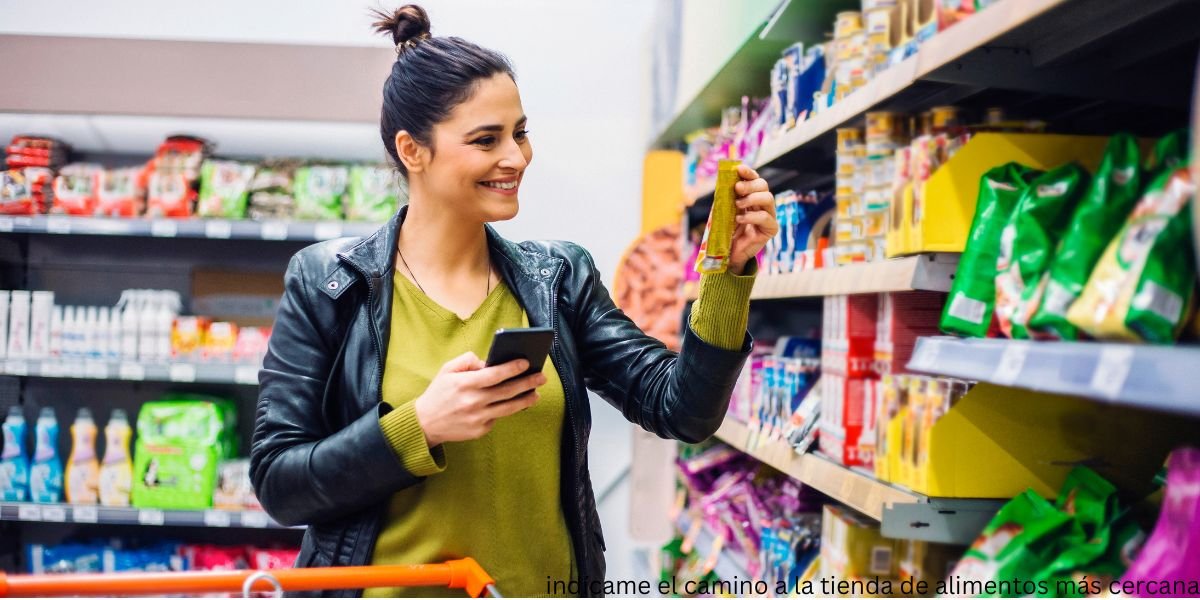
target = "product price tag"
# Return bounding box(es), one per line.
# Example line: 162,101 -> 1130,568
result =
73,506 -> 99,523
38,361 -> 62,378
313,223 -> 342,241
204,510 -> 232,528
84,360 -> 110,379
138,509 -> 165,526
63,361 -> 85,378
205,220 -> 233,239
45,217 -> 72,235
4,360 -> 28,376
118,363 -> 146,381
42,506 -> 67,522
1090,346 -> 1134,399
17,504 -> 42,521
991,344 -> 1029,386
680,520 -> 702,554
150,220 -> 178,238
169,364 -> 196,383
240,511 -> 269,528
234,366 -> 259,386
0,217 -> 13,232
260,221 -> 289,241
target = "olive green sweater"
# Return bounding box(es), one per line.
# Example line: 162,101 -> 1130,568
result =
368,265 -> 754,597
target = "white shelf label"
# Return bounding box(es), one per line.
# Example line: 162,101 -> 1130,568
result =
204,510 -> 232,528
260,221 -> 289,240
45,217 -> 72,234
73,506 -> 99,523
38,361 -> 62,377
5,360 -> 28,376
313,223 -> 342,240
168,364 -> 196,383
240,511 -> 269,528
84,361 -> 110,379
235,366 -> 259,385
138,509 -> 165,526
1090,346 -> 1134,399
17,504 -> 42,521
991,344 -> 1029,386
42,506 -> 67,522
119,363 -> 146,381
150,220 -> 178,238
0,217 -> 13,232
205,220 -> 233,239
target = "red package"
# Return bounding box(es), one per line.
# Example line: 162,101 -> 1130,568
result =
146,171 -> 195,218
249,548 -> 300,570
96,167 -> 146,217
51,164 -> 103,216
822,295 -> 879,377
182,545 -> 248,571
1,168 -> 52,215
819,373 -> 874,467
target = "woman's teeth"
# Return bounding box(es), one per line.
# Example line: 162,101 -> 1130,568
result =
481,181 -> 517,190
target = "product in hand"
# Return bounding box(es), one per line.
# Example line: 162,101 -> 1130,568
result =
694,160 -> 740,273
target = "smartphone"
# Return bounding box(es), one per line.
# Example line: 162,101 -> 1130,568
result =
485,327 -> 555,378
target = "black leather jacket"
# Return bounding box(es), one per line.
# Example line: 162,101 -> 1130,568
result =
250,207 -> 751,597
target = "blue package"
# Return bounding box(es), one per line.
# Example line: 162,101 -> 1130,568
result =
1,406 -> 29,502
777,337 -> 820,359
794,46 -> 826,123
782,44 -> 804,127
27,542 -> 106,574
107,543 -> 184,572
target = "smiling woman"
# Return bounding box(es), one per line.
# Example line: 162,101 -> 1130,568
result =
247,3 -> 778,598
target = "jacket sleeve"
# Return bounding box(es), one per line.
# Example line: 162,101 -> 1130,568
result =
568,246 -> 752,443
250,254 -> 422,527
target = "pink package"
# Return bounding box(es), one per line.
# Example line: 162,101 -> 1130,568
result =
1119,447 -> 1200,595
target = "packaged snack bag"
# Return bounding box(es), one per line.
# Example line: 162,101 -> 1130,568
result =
197,160 -> 256,219
1,168 -> 53,215
293,165 -> 348,221
1067,167 -> 1196,343
51,164 -> 103,216
941,163 -> 1040,337
1029,135 -> 1142,339
95,168 -> 146,217
1120,447 -> 1200,595
994,164 -> 1090,338
1144,129 -> 1189,179
694,160 -> 740,274
345,165 -> 402,221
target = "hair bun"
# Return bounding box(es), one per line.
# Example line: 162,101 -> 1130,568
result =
372,4 -> 431,47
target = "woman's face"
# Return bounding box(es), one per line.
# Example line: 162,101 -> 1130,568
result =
418,73 -> 532,222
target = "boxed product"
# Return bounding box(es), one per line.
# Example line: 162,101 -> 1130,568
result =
132,396 -> 237,510
875,291 -> 944,376
820,504 -> 899,582
819,373 -> 874,467
822,295 -> 878,377
213,458 -> 260,511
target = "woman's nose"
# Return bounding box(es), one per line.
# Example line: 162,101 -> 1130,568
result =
498,139 -> 528,170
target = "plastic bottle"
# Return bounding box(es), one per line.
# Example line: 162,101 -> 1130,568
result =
65,408 -> 99,505
96,308 -> 110,359
30,407 -> 63,503
139,291 -> 158,362
61,306 -> 76,358
98,409 -> 132,507
157,291 -> 180,361
106,305 -> 121,361
49,306 -> 63,358
121,291 -> 139,360
0,407 -> 29,502
84,306 -> 99,359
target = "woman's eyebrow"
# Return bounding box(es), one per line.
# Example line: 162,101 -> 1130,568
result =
464,115 -> 528,137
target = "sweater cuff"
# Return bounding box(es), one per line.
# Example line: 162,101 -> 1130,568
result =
690,258 -> 757,351
379,401 -> 446,477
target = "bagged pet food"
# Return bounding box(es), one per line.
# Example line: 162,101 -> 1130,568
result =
293,165 -> 348,221
197,160 -> 256,219
1145,129 -> 1189,179
941,163 -> 1039,337
1029,134 -> 1142,340
1067,167 -> 1196,343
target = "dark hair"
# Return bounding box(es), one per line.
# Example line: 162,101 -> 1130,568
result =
372,5 -> 515,176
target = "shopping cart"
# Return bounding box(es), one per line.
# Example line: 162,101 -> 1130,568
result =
0,558 -> 501,597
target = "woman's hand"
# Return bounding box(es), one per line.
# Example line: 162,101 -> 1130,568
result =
728,164 -> 779,275
414,351 -> 545,447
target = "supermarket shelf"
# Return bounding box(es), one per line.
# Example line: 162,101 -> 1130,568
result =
908,336 -> 1200,416
0,358 -> 261,386
0,215 -> 381,242
753,0 -> 1199,170
685,254 -> 958,301
0,502 -> 294,530
675,514 -> 751,583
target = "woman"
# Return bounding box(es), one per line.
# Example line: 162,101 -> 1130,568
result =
249,5 -> 778,597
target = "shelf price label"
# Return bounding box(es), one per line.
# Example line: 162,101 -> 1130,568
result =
138,509 -> 166,526
84,360 -> 110,379
235,366 -> 260,385
119,363 -> 146,381
17,504 -> 42,521
0,217 -> 13,232
205,220 -> 234,239
4,360 -> 28,376
169,364 -> 197,383
73,506 -> 99,523
42,506 -> 67,522
260,222 -> 289,241
313,223 -> 343,240
240,511 -> 270,528
45,217 -> 72,235
204,510 -> 233,528
1090,346 -> 1134,399
151,220 -> 178,238
991,344 -> 1029,386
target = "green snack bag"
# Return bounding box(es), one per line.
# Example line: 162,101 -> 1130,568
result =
132,396 -> 233,510
345,165 -> 404,222
1145,129 -> 1189,179
197,160 -> 256,219
1030,135 -> 1142,340
1068,168 -> 1196,343
994,163 -> 1090,339
293,165 -> 348,221
941,163 -> 1040,337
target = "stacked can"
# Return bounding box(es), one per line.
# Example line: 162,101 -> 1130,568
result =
832,11 -> 867,101
863,111 -> 910,261
834,127 -> 865,265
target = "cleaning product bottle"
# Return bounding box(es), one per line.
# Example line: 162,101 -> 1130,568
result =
120,291 -> 139,360
30,407 -> 62,503
99,409 -> 133,507
1,407 -> 29,501
66,407 -> 99,504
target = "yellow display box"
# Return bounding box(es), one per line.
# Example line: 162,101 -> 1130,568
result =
886,132 -> 1111,258
880,383 -> 1200,499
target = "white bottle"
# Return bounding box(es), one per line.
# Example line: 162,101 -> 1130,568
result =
28,291 -> 54,359
96,308 -> 110,359
0,290 -> 9,360
156,291 -> 178,362
107,306 -> 121,361
121,292 -> 139,360
85,307 -> 99,359
7,291 -> 30,359
49,306 -> 63,358
138,291 -> 158,362
61,306 -> 76,359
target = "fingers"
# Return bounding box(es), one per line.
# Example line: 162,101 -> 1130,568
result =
481,390 -> 540,421
467,358 -> 530,387
736,210 -> 778,229
442,351 -> 485,373
485,371 -> 547,402
736,164 -> 760,182
734,177 -> 769,196
736,191 -> 776,212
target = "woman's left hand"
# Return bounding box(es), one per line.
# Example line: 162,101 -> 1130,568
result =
728,164 -> 778,275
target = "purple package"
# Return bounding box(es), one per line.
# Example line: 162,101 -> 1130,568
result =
1120,447 -> 1200,594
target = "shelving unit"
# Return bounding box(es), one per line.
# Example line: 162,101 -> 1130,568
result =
1,358 -> 261,386
674,515 -> 752,583
0,503 -> 292,530
685,254 -> 958,301
908,336 -> 1200,417
0,215 -> 380,242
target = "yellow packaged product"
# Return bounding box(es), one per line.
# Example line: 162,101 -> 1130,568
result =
694,160 -> 740,274
820,504 -> 899,582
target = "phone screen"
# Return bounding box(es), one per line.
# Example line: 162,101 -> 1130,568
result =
485,327 -> 554,378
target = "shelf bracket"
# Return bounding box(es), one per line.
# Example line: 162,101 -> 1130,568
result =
880,498 -> 1005,545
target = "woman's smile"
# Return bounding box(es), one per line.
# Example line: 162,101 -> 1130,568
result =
479,175 -> 521,196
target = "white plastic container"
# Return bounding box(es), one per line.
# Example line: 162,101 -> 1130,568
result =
0,291 -> 9,360
29,291 -> 54,359
7,291 -> 31,359
49,306 -> 63,357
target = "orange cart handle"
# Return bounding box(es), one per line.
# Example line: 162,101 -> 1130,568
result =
0,558 -> 497,598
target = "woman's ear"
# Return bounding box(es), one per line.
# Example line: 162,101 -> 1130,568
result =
394,130 -> 427,174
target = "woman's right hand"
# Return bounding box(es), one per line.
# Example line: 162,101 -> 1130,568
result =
414,351 -> 546,447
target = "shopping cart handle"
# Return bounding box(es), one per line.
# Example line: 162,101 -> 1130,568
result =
0,558 -> 499,598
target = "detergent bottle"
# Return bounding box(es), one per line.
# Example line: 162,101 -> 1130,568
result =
30,407 -> 63,503
66,407 -> 100,504
99,409 -> 133,507
0,406 -> 29,501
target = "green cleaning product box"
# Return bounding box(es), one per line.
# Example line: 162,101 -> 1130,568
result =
132,395 -> 236,510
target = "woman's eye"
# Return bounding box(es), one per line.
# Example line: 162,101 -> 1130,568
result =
515,129 -> 529,141
472,136 -> 496,147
